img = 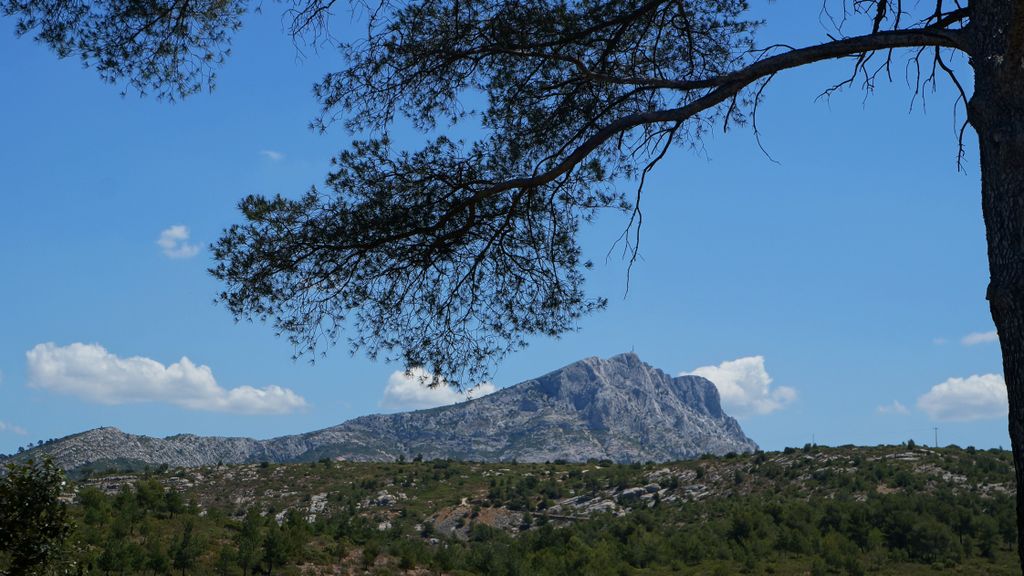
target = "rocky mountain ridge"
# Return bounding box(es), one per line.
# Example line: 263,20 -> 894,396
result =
6,353 -> 757,472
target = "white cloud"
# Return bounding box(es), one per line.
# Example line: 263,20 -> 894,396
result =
917,373 -> 1007,422
877,400 -> 909,415
26,342 -> 307,415
680,356 -> 795,417
379,368 -> 496,411
157,225 -> 200,259
962,330 -> 999,346
0,421 -> 27,436
260,150 -> 285,161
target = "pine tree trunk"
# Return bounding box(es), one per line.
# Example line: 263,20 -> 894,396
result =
977,123 -> 1024,569
970,3 -> 1024,571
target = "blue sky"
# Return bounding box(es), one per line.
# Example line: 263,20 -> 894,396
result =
0,3 -> 1008,455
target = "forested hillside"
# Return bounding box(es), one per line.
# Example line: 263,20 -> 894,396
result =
21,444 -> 1021,575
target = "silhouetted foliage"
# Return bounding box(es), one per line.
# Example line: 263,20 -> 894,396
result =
2,0 -> 245,99
202,0 -> 972,389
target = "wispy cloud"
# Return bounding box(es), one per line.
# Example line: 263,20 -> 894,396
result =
157,225 -> 200,259
681,356 -> 796,417
932,337 -> 947,346
379,368 -> 496,411
961,330 -> 998,346
0,420 -> 27,436
260,150 -> 285,161
877,400 -> 909,415
917,373 -> 1007,422
27,342 -> 307,415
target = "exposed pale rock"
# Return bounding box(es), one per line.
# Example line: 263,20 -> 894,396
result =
9,353 -> 756,472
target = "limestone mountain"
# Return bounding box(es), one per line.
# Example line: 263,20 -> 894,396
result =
7,353 -> 757,473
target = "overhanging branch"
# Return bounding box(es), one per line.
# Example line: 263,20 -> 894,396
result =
472,28 -> 965,202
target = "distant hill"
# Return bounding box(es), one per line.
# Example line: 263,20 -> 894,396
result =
6,353 -> 756,473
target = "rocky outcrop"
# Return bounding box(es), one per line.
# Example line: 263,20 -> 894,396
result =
7,353 -> 756,472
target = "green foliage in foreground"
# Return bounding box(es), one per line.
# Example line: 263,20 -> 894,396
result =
0,459 -> 73,576
35,445 -> 1024,574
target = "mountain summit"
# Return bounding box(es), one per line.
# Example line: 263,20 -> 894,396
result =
10,353 -> 756,472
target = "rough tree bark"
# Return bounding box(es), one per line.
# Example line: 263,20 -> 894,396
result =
971,1 -> 1024,566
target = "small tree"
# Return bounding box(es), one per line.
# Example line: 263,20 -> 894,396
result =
146,537 -> 172,575
235,510 -> 263,576
0,458 -> 72,575
97,534 -> 129,575
261,525 -> 289,575
114,484 -> 144,536
164,490 -> 185,519
214,544 -> 235,576
171,519 -> 201,576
